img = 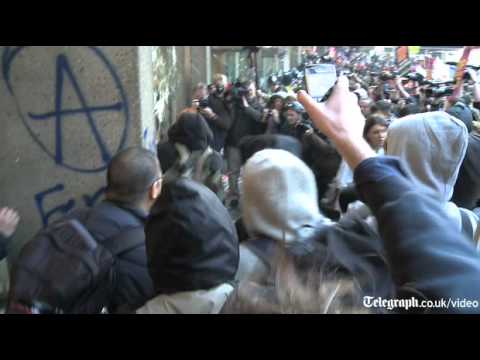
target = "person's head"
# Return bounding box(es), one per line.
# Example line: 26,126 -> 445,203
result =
285,101 -> 304,125
373,100 -> 392,117
168,111 -> 214,151
386,111 -> 468,202
192,83 -> 208,100
446,101 -> 474,133
363,115 -> 388,151
397,103 -> 422,118
241,149 -> 331,244
268,95 -> 285,111
213,73 -> 227,89
106,147 -> 162,211
245,80 -> 256,99
358,98 -> 372,116
145,177 -> 238,295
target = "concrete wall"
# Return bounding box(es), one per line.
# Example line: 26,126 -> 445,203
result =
0,46 -> 154,297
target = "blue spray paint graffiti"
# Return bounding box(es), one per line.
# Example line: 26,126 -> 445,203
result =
2,47 -> 131,226
34,184 -> 76,227
2,46 -> 130,173
143,128 -> 158,153
82,186 -> 107,208
35,184 -> 107,227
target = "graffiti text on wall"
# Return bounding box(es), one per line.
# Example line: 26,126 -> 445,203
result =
2,46 -> 130,227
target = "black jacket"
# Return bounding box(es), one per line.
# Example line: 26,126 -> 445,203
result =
452,132 -> 480,210
225,99 -> 265,148
0,234 -> 9,261
157,112 -> 215,174
355,156 -> 480,313
206,94 -> 233,151
66,200 -> 155,313
302,132 -> 342,200
145,178 -> 239,295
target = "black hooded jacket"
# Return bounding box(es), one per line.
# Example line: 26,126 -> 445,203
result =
157,112 -> 215,173
145,178 -> 239,295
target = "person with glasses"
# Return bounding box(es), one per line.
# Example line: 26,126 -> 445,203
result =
8,147 -> 162,314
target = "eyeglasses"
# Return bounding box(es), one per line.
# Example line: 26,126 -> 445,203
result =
145,176 -> 162,190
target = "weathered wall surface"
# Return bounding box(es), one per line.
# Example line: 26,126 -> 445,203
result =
0,46 -> 154,297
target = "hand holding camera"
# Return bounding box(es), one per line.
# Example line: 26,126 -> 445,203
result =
199,107 -> 216,119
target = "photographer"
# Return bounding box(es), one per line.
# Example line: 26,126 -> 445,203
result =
262,94 -> 286,134
280,102 -> 341,203
224,80 -> 265,203
192,76 -> 233,152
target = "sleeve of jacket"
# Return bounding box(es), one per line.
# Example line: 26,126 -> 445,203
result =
207,100 -> 233,131
108,227 -> 155,313
243,105 -> 264,123
0,234 -> 8,261
354,156 -> 480,313
303,132 -> 337,154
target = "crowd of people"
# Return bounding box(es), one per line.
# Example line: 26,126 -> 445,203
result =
2,48 -> 480,314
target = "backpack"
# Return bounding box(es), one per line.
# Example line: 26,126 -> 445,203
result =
164,143 -> 225,202
7,210 -> 144,314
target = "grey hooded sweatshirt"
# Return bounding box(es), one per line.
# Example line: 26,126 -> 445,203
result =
235,149 -> 333,282
346,111 -> 479,241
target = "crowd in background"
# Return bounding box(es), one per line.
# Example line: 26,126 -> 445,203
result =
1,47 -> 480,314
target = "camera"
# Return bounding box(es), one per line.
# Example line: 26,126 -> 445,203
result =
380,71 -> 396,81
430,86 -> 454,98
295,120 -> 314,136
405,72 -> 425,83
198,98 -> 209,108
231,81 -> 250,102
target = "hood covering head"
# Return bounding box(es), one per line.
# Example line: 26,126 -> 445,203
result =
146,178 -> 239,295
386,111 -> 468,202
241,149 -> 330,243
168,112 -> 214,152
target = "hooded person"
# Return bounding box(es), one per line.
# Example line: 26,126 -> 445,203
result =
137,177 -> 239,314
236,149 -> 332,283
157,111 -> 215,173
233,135 -> 304,242
232,149 -> 394,305
157,111 -> 225,201
345,111 -> 479,242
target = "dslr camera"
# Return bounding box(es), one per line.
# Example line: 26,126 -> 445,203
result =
231,81 -> 250,103
379,71 -> 396,82
198,98 -> 209,109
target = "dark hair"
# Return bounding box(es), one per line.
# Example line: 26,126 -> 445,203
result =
267,95 -> 285,109
193,82 -> 207,94
106,147 -> 160,205
374,100 -> 392,114
363,115 -> 388,139
398,103 -> 422,118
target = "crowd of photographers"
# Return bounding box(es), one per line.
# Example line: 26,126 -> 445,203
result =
2,48 -> 480,314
